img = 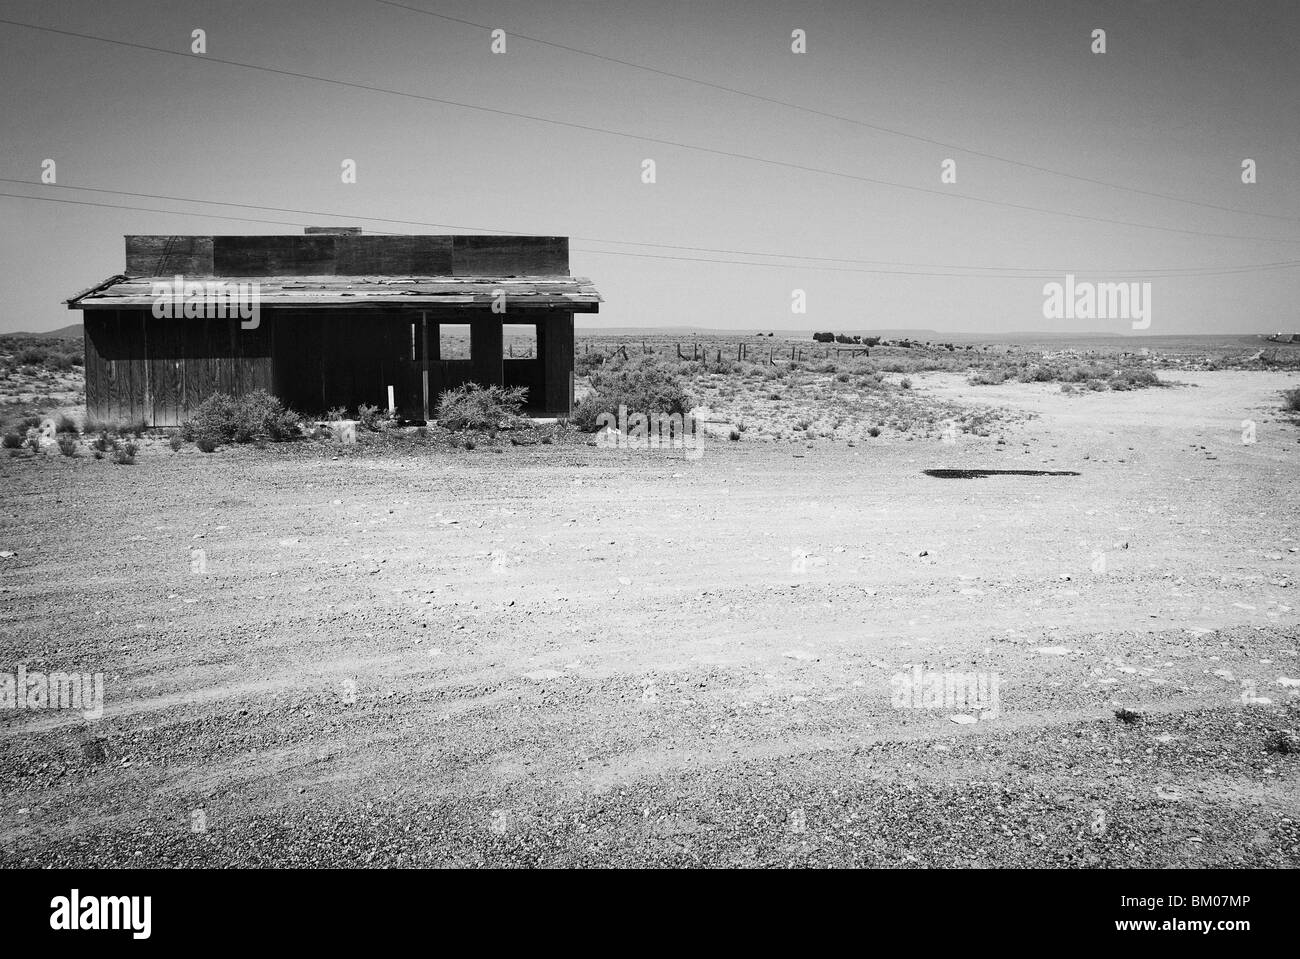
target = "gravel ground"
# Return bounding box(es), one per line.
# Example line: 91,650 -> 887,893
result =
1,370 -> 1297,867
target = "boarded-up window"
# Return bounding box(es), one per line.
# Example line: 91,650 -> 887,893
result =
439,324 -> 471,359
503,324 -> 537,358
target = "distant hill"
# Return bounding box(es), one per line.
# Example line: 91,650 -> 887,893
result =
8,323 -> 83,340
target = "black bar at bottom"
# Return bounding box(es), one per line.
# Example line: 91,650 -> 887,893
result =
0,868 -> 1286,947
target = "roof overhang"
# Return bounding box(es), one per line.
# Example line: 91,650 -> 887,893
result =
67,275 -> 603,312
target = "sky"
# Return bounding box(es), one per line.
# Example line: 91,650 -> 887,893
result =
1,0 -> 1298,335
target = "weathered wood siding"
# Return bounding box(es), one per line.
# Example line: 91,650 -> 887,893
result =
124,236 -> 214,277
213,235 -> 337,276
83,309 -> 272,426
86,310 -> 574,423
451,236 -> 568,275
92,237 -> 580,422
271,310 -> 416,416
337,235 -> 454,275
123,235 -> 567,277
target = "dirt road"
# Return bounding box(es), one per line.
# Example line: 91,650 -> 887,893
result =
1,371 -> 1297,866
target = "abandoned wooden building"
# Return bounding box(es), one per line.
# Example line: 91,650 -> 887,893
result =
66,229 -> 602,425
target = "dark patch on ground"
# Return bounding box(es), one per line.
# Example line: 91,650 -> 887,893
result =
924,468 -> 1081,479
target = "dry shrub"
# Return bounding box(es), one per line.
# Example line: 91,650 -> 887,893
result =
571,365 -> 694,432
436,383 -> 528,432
182,390 -> 301,444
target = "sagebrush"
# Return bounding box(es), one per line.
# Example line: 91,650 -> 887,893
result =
436,383 -> 528,431
571,364 -> 694,432
181,390 -> 302,444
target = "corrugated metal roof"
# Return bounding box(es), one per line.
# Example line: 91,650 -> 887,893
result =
67,275 -> 602,311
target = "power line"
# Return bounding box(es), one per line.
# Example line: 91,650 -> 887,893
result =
5,175 -> 1045,271
4,187 -> 1299,279
0,189 -> 309,228
12,176 -> 1294,275
375,0 -> 1300,225
3,17 -> 1299,248
574,245 -> 1300,279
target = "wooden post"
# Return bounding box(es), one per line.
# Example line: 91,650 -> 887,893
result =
421,311 -> 430,421
140,312 -> 152,426
542,312 -> 574,416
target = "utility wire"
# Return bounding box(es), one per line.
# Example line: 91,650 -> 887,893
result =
2,17 -> 1298,247
11,176 -> 1295,275
374,0 -> 1300,224
5,187 -> 1299,278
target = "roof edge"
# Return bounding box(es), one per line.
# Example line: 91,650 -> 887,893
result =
65,274 -> 128,309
